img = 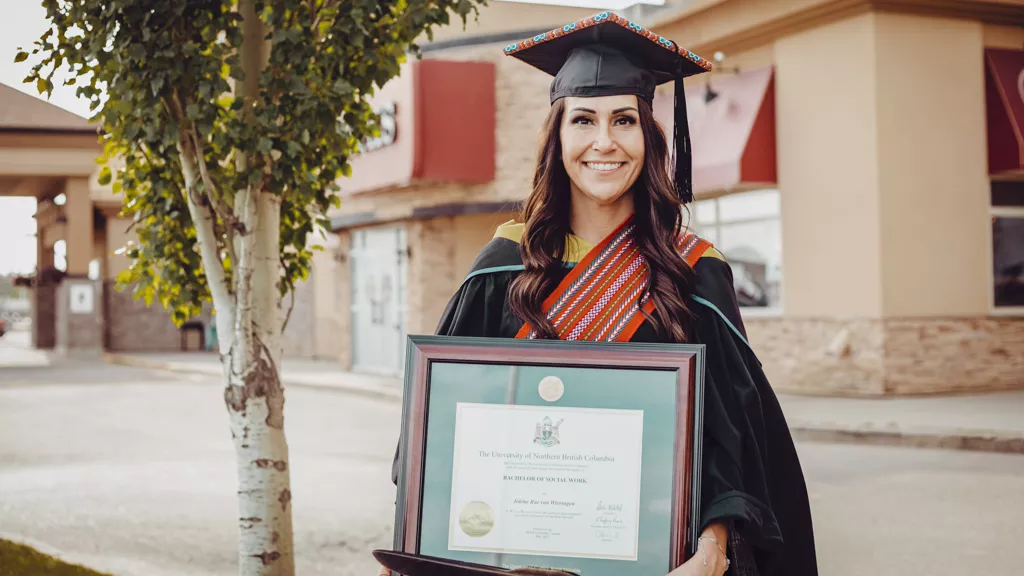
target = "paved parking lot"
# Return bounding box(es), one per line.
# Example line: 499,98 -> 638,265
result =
2,331 -> 1023,576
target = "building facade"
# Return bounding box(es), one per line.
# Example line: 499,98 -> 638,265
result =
299,0 -> 1024,396
5,0 -> 1022,397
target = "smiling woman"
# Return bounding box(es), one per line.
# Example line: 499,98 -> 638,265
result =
385,11 -> 818,576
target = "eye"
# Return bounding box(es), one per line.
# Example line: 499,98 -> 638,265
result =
614,115 -> 638,126
571,116 -> 593,125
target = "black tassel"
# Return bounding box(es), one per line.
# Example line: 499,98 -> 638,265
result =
673,76 -> 693,204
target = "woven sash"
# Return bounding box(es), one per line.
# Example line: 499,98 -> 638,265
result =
515,217 -> 711,342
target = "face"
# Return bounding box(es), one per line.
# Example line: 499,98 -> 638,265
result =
560,94 -> 645,207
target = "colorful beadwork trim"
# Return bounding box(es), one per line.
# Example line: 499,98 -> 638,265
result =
503,11 -> 712,72
515,216 -> 711,342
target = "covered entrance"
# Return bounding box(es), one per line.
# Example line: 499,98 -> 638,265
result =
2,82 -> 198,355
1,83 -> 103,353
349,225 -> 408,375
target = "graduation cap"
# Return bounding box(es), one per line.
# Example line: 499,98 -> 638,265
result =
373,550 -> 578,576
504,12 -> 711,203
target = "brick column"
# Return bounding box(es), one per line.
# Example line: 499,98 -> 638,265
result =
56,278 -> 103,356
55,177 -> 102,355
32,233 -> 56,349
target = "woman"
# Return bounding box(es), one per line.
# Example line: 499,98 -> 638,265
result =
383,13 -> 817,576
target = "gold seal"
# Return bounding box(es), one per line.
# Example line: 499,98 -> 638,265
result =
458,501 -> 495,537
538,376 -> 565,402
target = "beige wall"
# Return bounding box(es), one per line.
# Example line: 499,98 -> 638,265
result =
311,233 -> 342,359
874,13 -> 991,317
406,212 -> 514,336
453,212 -> 515,278
334,232 -> 353,369
422,1 -> 595,44
772,11 -> 995,318
406,217 -> 457,336
654,0 -> 839,53
64,176 -> 93,276
774,13 -> 884,318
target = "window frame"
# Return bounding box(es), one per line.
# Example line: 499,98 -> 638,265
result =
989,204 -> 1024,317
688,190 -> 784,316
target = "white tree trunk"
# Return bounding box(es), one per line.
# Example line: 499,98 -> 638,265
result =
178,2 -> 295,573
225,186 -> 293,576
223,2 -> 294,573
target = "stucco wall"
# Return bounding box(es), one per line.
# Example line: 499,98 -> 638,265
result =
774,12 -> 884,318
875,13 -> 991,317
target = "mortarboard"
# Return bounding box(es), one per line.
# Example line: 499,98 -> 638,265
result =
503,12 -> 711,203
373,549 -> 578,576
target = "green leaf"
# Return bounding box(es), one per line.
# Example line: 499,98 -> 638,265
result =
14,51 -> 29,63
97,166 -> 112,186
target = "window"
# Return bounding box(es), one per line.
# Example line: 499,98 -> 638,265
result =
991,181 -> 1024,312
689,189 -> 782,311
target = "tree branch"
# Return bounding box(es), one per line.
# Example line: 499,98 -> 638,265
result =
170,90 -> 249,236
279,253 -> 296,333
176,131 -> 236,353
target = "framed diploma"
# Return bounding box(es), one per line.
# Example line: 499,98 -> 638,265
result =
385,335 -> 705,576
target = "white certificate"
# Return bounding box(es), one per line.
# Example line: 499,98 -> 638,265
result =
448,403 -> 644,561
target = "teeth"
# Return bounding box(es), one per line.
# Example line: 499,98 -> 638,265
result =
586,162 -> 622,172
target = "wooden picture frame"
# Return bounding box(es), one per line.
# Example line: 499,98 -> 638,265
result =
391,335 -> 706,575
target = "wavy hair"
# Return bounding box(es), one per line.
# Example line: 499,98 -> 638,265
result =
508,97 -> 697,342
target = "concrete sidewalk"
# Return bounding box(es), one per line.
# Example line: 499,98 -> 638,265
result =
102,351 -> 1024,454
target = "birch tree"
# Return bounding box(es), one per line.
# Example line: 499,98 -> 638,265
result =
17,1 -> 484,574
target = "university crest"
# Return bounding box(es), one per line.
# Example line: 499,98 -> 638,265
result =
533,416 -> 563,447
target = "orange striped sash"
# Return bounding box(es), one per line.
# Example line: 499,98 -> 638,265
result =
515,217 -> 710,342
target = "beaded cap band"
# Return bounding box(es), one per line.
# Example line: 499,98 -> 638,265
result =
503,11 -> 711,72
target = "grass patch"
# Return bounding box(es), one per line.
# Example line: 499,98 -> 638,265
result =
0,539 -> 110,576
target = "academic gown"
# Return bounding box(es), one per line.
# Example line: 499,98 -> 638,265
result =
391,223 -> 818,576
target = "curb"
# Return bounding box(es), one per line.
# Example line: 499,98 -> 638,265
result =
788,421 -> 1024,455
101,353 -> 403,403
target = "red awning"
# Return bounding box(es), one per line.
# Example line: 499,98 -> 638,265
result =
656,66 -> 776,195
985,48 -> 1024,175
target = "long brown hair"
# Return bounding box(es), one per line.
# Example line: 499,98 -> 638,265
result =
508,97 -> 697,342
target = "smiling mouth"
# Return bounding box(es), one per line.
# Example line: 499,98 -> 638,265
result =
584,161 -> 625,172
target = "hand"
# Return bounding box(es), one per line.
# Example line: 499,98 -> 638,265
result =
377,563 -> 389,576
668,525 -> 730,576
667,542 -> 729,576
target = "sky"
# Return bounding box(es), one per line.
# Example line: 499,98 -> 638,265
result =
0,0 -> 664,275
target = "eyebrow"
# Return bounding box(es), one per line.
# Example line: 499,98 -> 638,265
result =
569,106 -> 639,115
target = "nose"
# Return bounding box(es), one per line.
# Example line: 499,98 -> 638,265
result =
591,121 -> 616,153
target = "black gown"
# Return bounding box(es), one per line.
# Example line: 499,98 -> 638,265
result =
391,228 -> 818,576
